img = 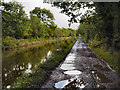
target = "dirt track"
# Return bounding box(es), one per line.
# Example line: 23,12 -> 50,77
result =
42,38 -> 120,89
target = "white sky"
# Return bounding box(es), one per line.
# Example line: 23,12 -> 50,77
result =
4,0 -> 80,29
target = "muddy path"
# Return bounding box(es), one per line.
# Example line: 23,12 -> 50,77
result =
42,38 -> 120,89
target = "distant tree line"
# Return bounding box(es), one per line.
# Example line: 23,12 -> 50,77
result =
2,1 -> 76,39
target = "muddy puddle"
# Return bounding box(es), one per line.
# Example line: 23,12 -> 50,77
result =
93,71 -> 111,83
64,70 -> 82,75
55,77 -> 87,89
93,64 -> 111,72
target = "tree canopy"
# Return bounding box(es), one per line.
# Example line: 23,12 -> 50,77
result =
47,1 -> 119,50
2,1 -> 76,39
30,7 -> 55,25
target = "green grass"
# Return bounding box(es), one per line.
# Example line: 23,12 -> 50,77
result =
89,42 -> 120,74
11,38 -> 77,88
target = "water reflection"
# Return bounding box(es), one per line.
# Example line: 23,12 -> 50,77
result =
2,40 -> 72,88
47,51 -> 52,57
55,77 -> 87,89
60,64 -> 75,70
24,63 -> 32,74
64,70 -> 82,76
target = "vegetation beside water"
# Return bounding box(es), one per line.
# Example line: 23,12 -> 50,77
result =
2,36 -> 75,50
2,1 -> 120,88
12,38 -> 77,88
2,1 -> 76,50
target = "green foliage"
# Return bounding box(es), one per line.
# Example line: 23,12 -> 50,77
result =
52,2 -> 94,26
51,2 -> 119,50
30,7 -> 55,25
2,1 -> 28,39
91,45 -> 119,73
2,1 -> 76,43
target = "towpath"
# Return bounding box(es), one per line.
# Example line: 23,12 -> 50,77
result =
42,38 -> 120,89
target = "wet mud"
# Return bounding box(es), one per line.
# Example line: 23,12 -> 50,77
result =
42,38 -> 120,89
92,71 -> 111,83
93,64 -> 111,72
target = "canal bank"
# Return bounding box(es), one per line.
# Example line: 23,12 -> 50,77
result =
2,38 -> 77,88
2,37 -> 75,50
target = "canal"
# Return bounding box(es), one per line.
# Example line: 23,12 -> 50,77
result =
2,39 -> 74,88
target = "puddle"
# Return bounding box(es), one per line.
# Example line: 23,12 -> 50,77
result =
60,64 -> 75,70
66,55 -> 76,59
65,57 -> 76,61
55,80 -> 69,88
64,70 -> 82,75
93,64 -> 111,72
93,72 -> 111,83
55,77 -> 87,89
64,60 -> 74,64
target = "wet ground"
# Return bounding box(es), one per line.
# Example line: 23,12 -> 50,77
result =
42,38 -> 120,89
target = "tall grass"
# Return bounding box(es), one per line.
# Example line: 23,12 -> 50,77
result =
89,41 -> 120,73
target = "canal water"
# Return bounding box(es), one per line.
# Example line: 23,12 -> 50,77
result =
2,39 -> 74,88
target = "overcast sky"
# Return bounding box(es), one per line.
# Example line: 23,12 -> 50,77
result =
4,0 -> 80,29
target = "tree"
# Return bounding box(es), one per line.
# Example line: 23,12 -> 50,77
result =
30,7 -> 55,25
49,1 -> 119,50
2,1 -> 29,38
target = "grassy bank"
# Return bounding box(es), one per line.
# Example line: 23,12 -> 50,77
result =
88,41 -> 120,74
11,38 -> 77,88
2,36 -> 76,50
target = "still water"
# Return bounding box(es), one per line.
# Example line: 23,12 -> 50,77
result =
2,40 -> 73,88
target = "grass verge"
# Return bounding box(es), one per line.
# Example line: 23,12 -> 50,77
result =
88,41 -> 120,74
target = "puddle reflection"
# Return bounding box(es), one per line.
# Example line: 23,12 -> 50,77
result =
24,63 -> 32,74
60,64 -> 75,70
55,77 -> 87,89
64,70 -> 82,75
47,51 -> 52,57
